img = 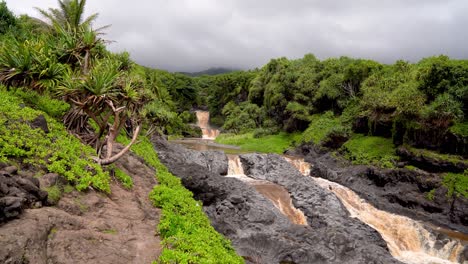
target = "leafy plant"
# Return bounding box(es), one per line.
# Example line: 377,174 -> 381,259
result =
341,134 -> 399,168
443,170 -> 468,199
0,88 -> 110,192
113,167 -> 133,189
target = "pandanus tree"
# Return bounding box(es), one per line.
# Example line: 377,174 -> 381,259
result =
59,58 -> 148,165
34,0 -> 145,165
35,0 -> 99,32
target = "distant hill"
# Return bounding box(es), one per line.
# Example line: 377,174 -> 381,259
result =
178,67 -> 239,77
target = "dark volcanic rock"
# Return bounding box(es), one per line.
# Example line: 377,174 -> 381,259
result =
155,140 -> 402,264
29,114 -> 49,133
397,146 -> 468,173
153,140 -> 228,175
0,169 -> 48,223
302,147 -> 468,234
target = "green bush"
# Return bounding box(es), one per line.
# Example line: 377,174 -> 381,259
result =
300,111 -> 349,145
45,185 -> 62,203
116,136 -> 243,263
443,170 -> 468,198
0,89 -> 110,193
450,122 -> 468,137
341,134 -> 399,168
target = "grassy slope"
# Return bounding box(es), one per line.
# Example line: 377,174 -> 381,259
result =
0,88 -> 111,192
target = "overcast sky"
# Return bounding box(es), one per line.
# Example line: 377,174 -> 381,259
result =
5,0 -> 468,72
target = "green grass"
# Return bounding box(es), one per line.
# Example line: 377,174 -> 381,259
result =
450,122 -> 468,137
63,185 -> 74,194
45,185 -> 62,203
301,112 -> 348,145
117,135 -> 243,264
215,132 -> 301,154
341,134 -> 399,168
113,168 -> 133,189
0,88 -> 110,193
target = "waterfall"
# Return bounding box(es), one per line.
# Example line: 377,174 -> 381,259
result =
284,157 -> 467,264
226,155 -> 307,225
284,156 -> 311,176
195,110 -> 220,140
227,154 -> 245,175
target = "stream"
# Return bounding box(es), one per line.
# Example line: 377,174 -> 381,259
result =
166,111 -> 468,264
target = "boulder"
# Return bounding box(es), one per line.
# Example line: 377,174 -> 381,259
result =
0,169 -> 48,223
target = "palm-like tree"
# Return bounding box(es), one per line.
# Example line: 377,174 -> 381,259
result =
35,0 -> 98,31
59,58 -> 148,165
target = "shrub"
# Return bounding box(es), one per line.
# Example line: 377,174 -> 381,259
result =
301,112 -> 349,145
341,134 -> 399,168
443,170 -> 468,199
450,122 -> 468,137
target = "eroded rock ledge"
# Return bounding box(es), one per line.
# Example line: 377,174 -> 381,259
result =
154,140 -> 402,264
292,144 -> 468,234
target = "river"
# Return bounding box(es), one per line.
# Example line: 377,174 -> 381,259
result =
167,111 -> 468,264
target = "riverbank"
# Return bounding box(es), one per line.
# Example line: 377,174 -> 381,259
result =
154,138 -> 468,263
215,132 -> 301,154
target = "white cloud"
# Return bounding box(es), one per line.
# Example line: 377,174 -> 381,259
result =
5,0 -> 468,71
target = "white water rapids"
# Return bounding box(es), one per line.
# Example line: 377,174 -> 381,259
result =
193,111 -> 467,263
285,157 -> 467,264
226,155 -> 307,225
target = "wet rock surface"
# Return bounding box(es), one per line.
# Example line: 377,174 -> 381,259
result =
298,145 -> 468,234
0,145 -> 161,264
155,140 -> 402,264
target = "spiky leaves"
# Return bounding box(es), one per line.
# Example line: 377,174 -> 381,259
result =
35,0 -> 98,32
59,58 -> 148,165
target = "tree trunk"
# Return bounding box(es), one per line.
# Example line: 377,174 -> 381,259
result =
95,124 -> 141,165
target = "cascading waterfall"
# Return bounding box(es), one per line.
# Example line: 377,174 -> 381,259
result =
226,155 -> 307,225
195,110 -> 220,139
284,157 -> 467,264
284,156 -> 311,176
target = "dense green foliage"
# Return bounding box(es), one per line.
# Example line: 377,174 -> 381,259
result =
300,111 -> 349,145
0,88 -> 110,192
341,135 -> 399,168
443,170 -> 468,198
116,136 -> 243,263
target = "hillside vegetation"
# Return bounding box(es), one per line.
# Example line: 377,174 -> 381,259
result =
0,1 -> 242,262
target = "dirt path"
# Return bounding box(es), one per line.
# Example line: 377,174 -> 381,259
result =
0,147 -> 161,264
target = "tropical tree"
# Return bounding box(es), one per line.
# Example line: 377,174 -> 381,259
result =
0,1 -> 17,34
59,58 -> 148,165
35,0 -> 99,31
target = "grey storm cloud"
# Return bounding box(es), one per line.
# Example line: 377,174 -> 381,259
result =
5,0 -> 468,72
